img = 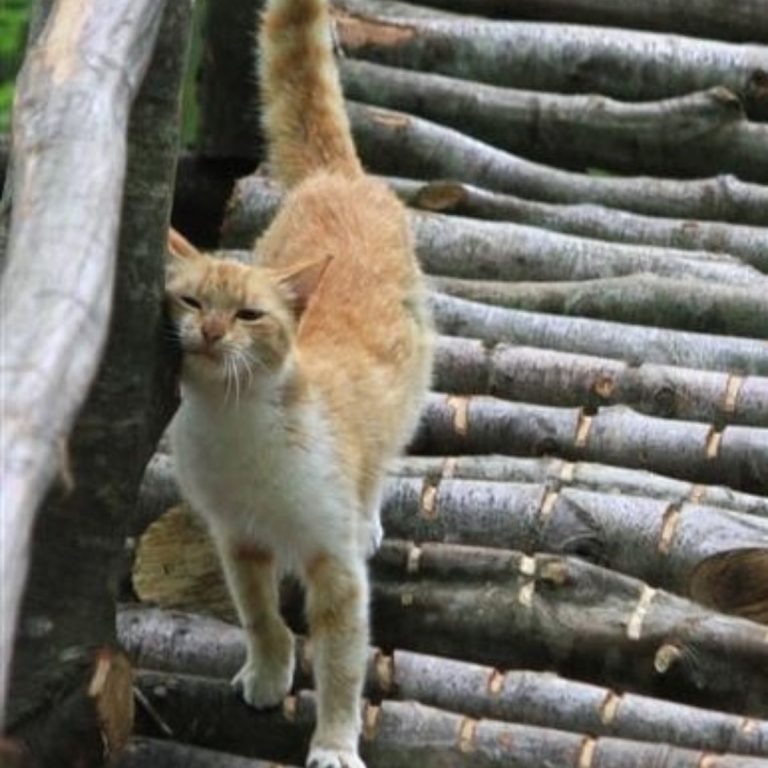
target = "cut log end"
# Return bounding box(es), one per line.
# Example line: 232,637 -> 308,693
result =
690,549 -> 768,623
133,505 -> 235,623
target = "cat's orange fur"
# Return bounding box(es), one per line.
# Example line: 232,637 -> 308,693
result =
165,0 -> 433,764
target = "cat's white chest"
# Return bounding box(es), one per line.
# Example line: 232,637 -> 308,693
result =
171,388 -> 353,568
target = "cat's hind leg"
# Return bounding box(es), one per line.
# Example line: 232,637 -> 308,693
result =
304,553 -> 368,768
217,539 -> 295,709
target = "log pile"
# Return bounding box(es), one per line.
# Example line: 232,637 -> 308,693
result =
119,0 -> 768,764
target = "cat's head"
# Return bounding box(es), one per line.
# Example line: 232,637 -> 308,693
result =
165,229 -> 329,390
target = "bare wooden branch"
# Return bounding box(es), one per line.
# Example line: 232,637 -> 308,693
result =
132,456 -> 768,620
433,337 -> 768,428
118,606 -> 768,757
342,61 -> 768,183
411,394 -> 768,495
131,673 -> 768,767
403,0 -> 768,45
390,455 -> 768,518
6,0 -> 191,760
408,180 -> 768,274
432,294 -> 768,377
334,12 -> 768,119
431,274 -> 768,338
223,175 -> 766,286
382,476 -> 768,620
347,103 -> 768,226
131,514 -> 768,715
0,0 -> 169,728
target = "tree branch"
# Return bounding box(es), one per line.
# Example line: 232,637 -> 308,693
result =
0,0 -> 169,728
334,11 -> 768,119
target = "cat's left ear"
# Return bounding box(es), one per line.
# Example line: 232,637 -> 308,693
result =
274,254 -> 333,317
167,228 -> 203,262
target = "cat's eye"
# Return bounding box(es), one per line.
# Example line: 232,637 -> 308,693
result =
235,308 -> 266,322
180,295 -> 202,310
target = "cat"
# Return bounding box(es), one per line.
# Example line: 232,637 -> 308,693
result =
164,0 -> 434,762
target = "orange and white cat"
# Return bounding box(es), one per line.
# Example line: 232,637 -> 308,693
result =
165,0 -> 433,763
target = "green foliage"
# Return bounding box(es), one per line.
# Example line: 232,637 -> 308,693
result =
0,0 -> 30,131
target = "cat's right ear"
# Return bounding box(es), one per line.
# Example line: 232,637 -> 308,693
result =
167,228 -> 203,262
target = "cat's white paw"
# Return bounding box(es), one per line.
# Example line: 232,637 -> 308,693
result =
231,654 -> 294,709
306,746 -> 366,768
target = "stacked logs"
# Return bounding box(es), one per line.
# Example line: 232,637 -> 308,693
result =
124,0 -> 768,765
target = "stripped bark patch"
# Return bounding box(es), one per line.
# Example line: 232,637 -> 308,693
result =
538,489 -> 560,526
441,456 -> 458,479
740,717 -> 759,734
457,716 -> 478,753
447,395 -> 470,436
487,668 -> 505,696
722,374 -> 745,414
705,426 -> 724,459
593,373 -> 616,400
658,503 -> 682,555
627,586 -> 656,640
406,544 -> 423,574
598,690 -> 622,725
420,477 -> 440,520
333,11 -> 416,49
374,652 -> 394,694
655,643 -> 683,674
578,737 -> 597,768
559,461 -> 576,484
688,484 -> 706,504
363,702 -> 381,741
575,411 -> 594,449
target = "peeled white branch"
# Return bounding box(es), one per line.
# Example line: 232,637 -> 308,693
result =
0,0 -> 167,726
342,61 -> 768,184
334,12 -> 768,119
408,180 -> 768,274
432,294 -> 768,377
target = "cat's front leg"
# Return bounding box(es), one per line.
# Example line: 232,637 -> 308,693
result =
304,553 -> 368,768
217,538 -> 295,709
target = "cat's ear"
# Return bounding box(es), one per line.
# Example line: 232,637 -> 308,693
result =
274,254 -> 333,317
167,228 -> 203,262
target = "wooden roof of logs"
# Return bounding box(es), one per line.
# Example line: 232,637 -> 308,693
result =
3,0 -> 768,766
124,0 -> 768,764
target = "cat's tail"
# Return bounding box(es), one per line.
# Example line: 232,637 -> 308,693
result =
259,0 -> 362,187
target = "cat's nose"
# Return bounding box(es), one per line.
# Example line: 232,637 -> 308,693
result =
201,320 -> 226,344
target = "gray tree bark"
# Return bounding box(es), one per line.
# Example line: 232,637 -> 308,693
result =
130,673 -> 768,767
347,103 -> 768,225
0,0 -> 169,731
334,11 -> 768,119
407,180 -> 768,274
3,1 -> 192,763
130,512 -> 768,716
118,606 -> 768,757
431,274 -> 768,338
433,337 -> 768,428
390,455 -> 768,518
223,175 -> 766,286
432,294 -> 768,376
411,394 -> 768,495
342,61 -> 768,183
402,0 -> 768,44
